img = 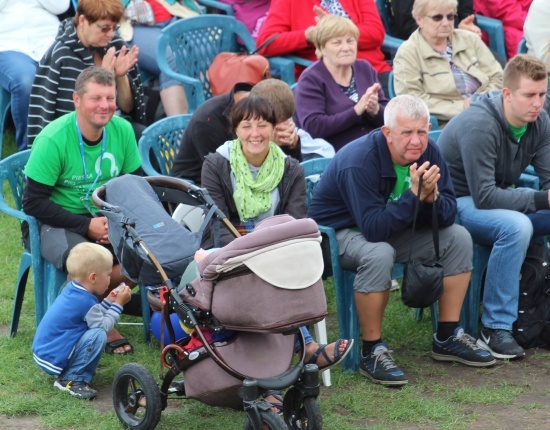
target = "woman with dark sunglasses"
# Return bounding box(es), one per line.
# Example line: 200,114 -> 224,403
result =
392,0 -> 503,127
27,0 -> 146,147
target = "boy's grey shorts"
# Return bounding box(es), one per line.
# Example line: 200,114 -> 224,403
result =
335,224 -> 473,294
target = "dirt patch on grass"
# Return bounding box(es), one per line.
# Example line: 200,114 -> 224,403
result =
4,344 -> 550,429
0,415 -> 42,430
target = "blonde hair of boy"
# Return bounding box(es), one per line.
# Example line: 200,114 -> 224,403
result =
66,242 -> 113,282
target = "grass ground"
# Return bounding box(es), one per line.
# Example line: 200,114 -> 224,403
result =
1,128 -> 550,430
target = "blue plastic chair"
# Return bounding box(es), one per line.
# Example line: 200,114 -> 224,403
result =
138,114 -> 193,177
195,0 -> 234,15
0,150 -> 66,336
374,0 -> 405,58
475,15 -> 507,60
301,158 -> 437,372
0,87 -> 11,159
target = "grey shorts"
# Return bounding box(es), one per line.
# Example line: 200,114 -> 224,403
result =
336,224 -> 473,294
40,224 -> 115,271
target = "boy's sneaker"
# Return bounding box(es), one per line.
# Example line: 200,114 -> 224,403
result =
476,327 -> 525,359
54,378 -> 98,400
359,342 -> 408,386
432,327 -> 496,367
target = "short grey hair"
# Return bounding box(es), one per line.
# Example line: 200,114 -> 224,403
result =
384,95 -> 430,129
412,0 -> 457,19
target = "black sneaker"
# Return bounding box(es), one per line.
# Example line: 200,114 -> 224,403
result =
432,327 -> 496,367
54,378 -> 98,400
359,342 -> 408,386
476,327 -> 525,359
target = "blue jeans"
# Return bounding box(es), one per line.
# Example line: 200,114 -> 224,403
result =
130,19 -> 181,90
62,328 -> 107,384
0,51 -> 37,151
457,197 -> 550,330
295,327 -> 314,352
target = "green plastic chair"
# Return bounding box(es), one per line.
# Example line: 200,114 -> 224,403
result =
0,87 -> 11,159
156,15 -> 295,111
138,114 -> 193,177
0,150 -> 66,336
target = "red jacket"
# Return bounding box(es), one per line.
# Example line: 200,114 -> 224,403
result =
474,0 -> 532,59
256,0 -> 391,73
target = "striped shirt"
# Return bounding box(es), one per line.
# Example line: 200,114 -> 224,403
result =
27,18 -> 146,147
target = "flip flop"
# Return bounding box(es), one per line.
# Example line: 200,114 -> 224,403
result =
305,338 -> 354,372
105,338 -> 134,355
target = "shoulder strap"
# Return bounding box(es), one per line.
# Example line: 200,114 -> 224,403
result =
406,176 -> 440,262
250,33 -> 279,55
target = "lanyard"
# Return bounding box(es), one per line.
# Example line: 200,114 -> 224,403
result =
76,120 -> 107,201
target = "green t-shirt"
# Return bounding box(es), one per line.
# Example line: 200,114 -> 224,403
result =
389,163 -> 411,202
509,123 -> 528,142
25,111 -> 142,215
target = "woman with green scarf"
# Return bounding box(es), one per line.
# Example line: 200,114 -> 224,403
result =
201,95 -> 307,248
201,95 -> 353,409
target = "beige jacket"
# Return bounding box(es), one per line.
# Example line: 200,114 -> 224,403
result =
393,29 -> 503,122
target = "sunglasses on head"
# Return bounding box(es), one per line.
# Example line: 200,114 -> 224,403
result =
427,13 -> 458,22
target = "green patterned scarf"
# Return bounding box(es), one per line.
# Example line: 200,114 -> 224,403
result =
230,139 -> 285,221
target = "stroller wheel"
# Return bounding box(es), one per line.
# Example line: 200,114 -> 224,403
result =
283,388 -> 322,430
112,363 -> 162,430
243,410 -> 288,430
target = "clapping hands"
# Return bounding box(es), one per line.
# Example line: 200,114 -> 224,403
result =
101,45 -> 139,78
354,83 -> 381,116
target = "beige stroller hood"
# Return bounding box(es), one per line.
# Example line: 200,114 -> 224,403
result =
180,215 -> 328,332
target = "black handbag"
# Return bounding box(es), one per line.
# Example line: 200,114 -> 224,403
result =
401,177 -> 444,308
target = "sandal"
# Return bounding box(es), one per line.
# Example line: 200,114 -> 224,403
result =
305,338 -> 354,372
262,389 -> 284,414
105,338 -> 134,355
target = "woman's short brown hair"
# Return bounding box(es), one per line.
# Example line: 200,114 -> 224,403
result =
74,0 -> 124,25
230,96 -> 278,134
313,15 -> 359,59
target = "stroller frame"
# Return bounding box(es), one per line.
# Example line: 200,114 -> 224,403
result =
92,176 -> 323,430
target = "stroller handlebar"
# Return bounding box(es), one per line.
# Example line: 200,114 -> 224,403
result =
91,175 -> 241,239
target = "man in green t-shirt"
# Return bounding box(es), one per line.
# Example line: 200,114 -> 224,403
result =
23,66 -> 142,354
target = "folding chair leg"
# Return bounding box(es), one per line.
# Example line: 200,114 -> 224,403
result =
140,285 -> 151,344
10,254 -> 32,337
313,319 -> 331,387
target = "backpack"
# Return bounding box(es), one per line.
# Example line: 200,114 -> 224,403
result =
512,241 -> 550,349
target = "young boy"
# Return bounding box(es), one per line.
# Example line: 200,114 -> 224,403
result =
32,242 -> 132,400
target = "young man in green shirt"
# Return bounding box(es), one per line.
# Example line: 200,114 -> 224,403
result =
439,54 -> 550,360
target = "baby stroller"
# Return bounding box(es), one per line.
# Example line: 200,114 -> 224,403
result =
92,175 -> 329,430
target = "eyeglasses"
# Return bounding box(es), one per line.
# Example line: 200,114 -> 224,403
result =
426,13 -> 458,22
95,23 -> 120,34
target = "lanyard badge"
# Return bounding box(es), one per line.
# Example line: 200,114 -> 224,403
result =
77,121 -> 107,216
